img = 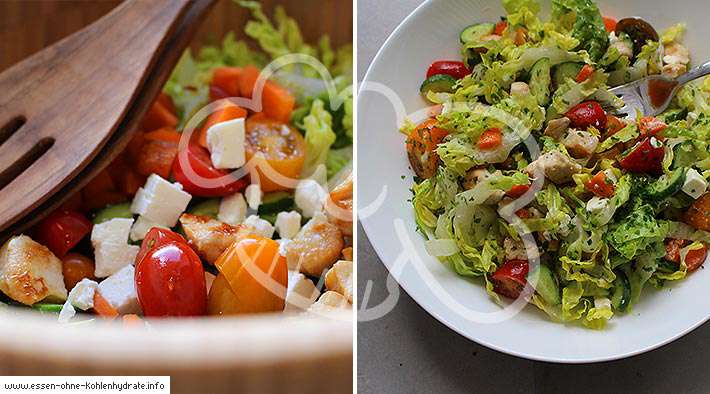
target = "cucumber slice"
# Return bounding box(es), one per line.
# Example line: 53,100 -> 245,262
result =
610,270 -> 631,312
530,264 -> 560,305
32,303 -> 64,313
420,74 -> 457,95
258,192 -> 295,215
644,168 -> 686,200
552,62 -> 583,87
529,57 -> 551,106
92,203 -> 132,224
188,199 -> 220,219
460,22 -> 495,44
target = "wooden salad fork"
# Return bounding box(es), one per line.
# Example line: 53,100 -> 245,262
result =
0,0 -> 215,236
609,60 -> 710,118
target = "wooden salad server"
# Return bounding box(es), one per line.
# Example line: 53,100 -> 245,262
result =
0,0 -> 215,236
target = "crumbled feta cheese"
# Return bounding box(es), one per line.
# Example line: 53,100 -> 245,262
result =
682,168 -> 708,199
130,215 -> 166,242
594,297 -> 612,310
586,196 -> 610,215
67,278 -> 98,310
662,63 -> 687,78
218,192 -> 247,225
275,211 -> 301,239
295,179 -> 327,218
285,270 -> 319,312
58,301 -> 76,323
91,218 -> 140,277
130,174 -> 191,227
663,42 -> 690,65
277,239 -> 292,258
243,215 -> 275,238
206,117 -> 246,169
97,265 -> 141,315
245,184 -> 262,210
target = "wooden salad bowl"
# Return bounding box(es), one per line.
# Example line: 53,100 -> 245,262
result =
0,1 -> 353,392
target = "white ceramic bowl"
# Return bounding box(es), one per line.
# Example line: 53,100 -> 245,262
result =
358,0 -> 710,363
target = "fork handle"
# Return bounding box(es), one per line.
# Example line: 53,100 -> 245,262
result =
676,60 -> 710,85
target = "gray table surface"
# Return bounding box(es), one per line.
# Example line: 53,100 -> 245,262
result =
356,1 -> 710,393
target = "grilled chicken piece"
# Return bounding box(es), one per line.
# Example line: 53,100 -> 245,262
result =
179,213 -> 250,264
285,213 -> 344,277
0,235 -> 67,305
325,172 -> 353,237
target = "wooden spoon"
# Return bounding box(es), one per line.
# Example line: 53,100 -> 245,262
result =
0,0 -> 215,235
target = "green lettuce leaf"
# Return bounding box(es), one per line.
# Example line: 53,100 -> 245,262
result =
301,99 -> 336,176
606,201 -> 669,260
551,0 -> 609,61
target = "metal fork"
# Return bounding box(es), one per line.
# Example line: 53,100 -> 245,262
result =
609,60 -> 710,118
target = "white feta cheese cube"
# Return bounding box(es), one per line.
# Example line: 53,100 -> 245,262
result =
275,211 -> 301,239
97,265 -> 141,315
58,301 -> 76,323
285,270 -> 319,312
245,184 -> 262,210
130,174 -> 192,227
130,215 -> 167,242
242,215 -> 275,238
91,218 -> 140,277
682,168 -> 708,199
295,179 -> 327,218
218,192 -> 247,225
67,278 -> 98,310
206,117 -> 246,169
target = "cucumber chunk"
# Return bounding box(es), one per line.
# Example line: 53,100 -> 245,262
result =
529,57 -> 551,106
644,168 -> 686,200
530,264 -> 560,305
552,62 -> 583,87
258,192 -> 295,215
188,199 -> 220,219
610,270 -> 631,312
460,22 -> 495,44
92,202 -> 132,224
420,74 -> 457,95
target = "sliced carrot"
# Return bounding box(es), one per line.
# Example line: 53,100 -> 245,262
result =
136,140 -> 178,179
144,127 -> 182,143
212,67 -> 242,97
478,128 -> 503,150
262,81 -> 295,123
116,168 -> 146,195
83,169 -> 116,196
238,65 -> 261,98
156,92 -> 177,115
575,64 -> 594,83
122,314 -> 143,327
141,101 -> 178,132
93,291 -> 119,319
603,16 -> 617,33
126,131 -> 146,162
198,103 -> 247,148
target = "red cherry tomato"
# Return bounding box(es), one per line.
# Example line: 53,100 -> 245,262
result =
506,184 -> 530,198
585,171 -> 615,198
494,20 -> 508,35
477,127 -> 503,150
426,60 -> 471,80
136,227 -> 187,266
491,259 -> 529,299
604,114 -> 625,139
575,64 -> 595,83
686,244 -> 708,272
172,144 -> 248,197
603,16 -> 617,33
35,209 -> 92,258
618,137 -> 664,174
135,242 -> 207,317
566,101 -> 607,130
638,116 -> 667,136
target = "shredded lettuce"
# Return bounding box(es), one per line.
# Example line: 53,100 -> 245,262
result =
551,0 -> 609,61
606,201 -> 669,260
661,23 -> 686,45
301,99 -> 336,177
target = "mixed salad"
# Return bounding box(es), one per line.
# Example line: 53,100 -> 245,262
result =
0,2 -> 353,322
406,0 -> 709,328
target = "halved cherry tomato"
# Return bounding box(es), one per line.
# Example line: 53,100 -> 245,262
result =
136,138 -> 177,180
61,253 -> 96,291
618,137 -> 664,174
603,16 -> 617,33
638,116 -> 667,136
575,64 -> 595,83
208,235 -> 287,315
426,60 -> 471,80
515,208 -> 530,219
405,118 -> 449,179
506,184 -> 530,198
684,193 -> 710,231
491,259 -> 529,299
135,242 -> 207,317
585,171 -> 615,198
478,127 -> 503,150
566,101 -> 607,130
136,228 -> 187,266
245,115 -> 307,192
494,20 -> 508,35
604,114 -> 625,139
35,209 -> 92,258
172,144 -> 249,197
686,244 -> 708,271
